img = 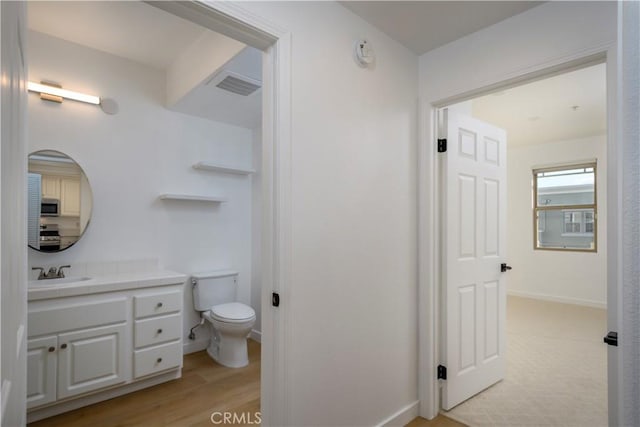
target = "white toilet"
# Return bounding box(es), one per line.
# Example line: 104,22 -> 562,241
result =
191,270 -> 256,368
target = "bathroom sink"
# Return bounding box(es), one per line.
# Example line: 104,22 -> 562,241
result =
29,276 -> 92,287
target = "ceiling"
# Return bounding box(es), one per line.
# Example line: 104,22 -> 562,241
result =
171,47 -> 263,129
27,1 -> 262,129
469,63 -> 607,147
28,2 -> 206,70
340,1 -> 543,55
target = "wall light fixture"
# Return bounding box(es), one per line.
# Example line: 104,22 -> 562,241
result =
27,81 -> 118,114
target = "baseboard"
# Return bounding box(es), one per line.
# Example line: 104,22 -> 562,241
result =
507,290 -> 606,309
183,337 -> 209,354
376,400 -> 419,427
250,329 -> 262,343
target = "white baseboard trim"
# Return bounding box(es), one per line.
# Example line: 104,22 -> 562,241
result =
376,400 -> 419,427
250,329 -> 262,343
507,290 -> 606,309
183,337 -> 209,354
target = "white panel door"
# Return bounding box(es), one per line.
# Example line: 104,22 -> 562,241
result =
442,110 -> 508,410
57,324 -> 127,399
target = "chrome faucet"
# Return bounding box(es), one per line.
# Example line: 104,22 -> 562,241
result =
32,265 -> 71,280
58,265 -> 71,278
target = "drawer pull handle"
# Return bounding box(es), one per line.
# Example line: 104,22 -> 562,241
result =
60,343 -> 67,349
48,346 -> 55,353
156,302 -> 163,308
157,329 -> 163,334
157,357 -> 163,363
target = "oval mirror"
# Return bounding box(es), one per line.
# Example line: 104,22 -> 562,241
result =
27,150 -> 93,252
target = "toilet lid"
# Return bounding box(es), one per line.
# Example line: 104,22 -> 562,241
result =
211,302 -> 255,321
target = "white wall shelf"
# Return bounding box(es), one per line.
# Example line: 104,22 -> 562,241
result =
193,162 -> 255,175
158,194 -> 227,203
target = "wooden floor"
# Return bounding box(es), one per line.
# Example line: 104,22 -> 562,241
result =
29,339 -> 463,427
407,415 -> 467,427
30,340 -> 261,427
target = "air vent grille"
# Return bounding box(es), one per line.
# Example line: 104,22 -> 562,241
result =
216,75 -> 261,96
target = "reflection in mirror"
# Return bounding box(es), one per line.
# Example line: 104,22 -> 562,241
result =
28,150 -> 93,252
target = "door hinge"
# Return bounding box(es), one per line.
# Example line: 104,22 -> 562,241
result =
437,138 -> 447,153
272,292 -> 280,307
437,364 -> 447,380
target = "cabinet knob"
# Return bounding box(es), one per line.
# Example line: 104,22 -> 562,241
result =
156,302 -> 163,308
60,343 -> 67,349
156,357 -> 163,363
48,346 -> 55,353
157,329 -> 163,334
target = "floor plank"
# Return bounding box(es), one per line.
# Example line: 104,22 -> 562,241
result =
29,339 -> 463,427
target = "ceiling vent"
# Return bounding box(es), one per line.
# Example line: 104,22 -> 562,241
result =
208,71 -> 261,96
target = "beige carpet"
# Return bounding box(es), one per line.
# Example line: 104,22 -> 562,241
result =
443,296 -> 607,427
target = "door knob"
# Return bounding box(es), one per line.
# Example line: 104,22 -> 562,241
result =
501,263 -> 512,273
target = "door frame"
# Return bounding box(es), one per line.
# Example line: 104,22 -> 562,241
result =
121,2 -> 294,425
180,3 -> 292,425
418,45 -> 620,422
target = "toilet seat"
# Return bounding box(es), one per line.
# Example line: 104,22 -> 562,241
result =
210,302 -> 255,323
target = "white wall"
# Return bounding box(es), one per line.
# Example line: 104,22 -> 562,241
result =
26,31 -> 255,352
230,2 -> 419,425
507,135 -> 607,307
418,0 -> 617,418
419,2 -> 617,103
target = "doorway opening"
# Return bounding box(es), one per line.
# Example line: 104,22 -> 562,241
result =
437,62 -> 608,426
19,1 -> 290,425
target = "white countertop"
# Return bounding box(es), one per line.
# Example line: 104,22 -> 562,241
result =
28,270 -> 187,301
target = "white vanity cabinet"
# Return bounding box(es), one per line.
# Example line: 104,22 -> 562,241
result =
132,290 -> 183,379
27,273 -> 185,423
27,296 -> 129,410
27,336 -> 57,408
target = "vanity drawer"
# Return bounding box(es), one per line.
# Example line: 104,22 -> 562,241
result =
28,298 -> 127,337
134,314 -> 181,348
133,341 -> 182,378
134,290 -> 181,318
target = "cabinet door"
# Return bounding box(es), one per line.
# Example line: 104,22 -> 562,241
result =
27,336 -> 58,409
57,324 -> 127,399
41,176 -> 60,199
60,177 -> 80,217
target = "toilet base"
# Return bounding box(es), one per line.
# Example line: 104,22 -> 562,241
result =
206,333 -> 249,368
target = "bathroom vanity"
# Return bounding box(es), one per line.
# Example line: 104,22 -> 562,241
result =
26,270 -> 186,423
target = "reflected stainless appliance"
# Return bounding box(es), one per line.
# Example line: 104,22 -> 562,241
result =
41,198 -> 60,217
39,224 -> 60,252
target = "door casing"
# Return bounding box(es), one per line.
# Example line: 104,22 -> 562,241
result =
418,47 -> 620,423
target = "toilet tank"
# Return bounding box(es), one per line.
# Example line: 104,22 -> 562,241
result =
192,270 -> 239,311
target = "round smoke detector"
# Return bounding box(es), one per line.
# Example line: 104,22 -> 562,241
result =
354,39 -> 375,67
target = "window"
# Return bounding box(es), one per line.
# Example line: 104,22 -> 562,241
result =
533,163 -> 597,252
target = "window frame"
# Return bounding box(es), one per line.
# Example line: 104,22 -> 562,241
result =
532,162 -> 597,252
